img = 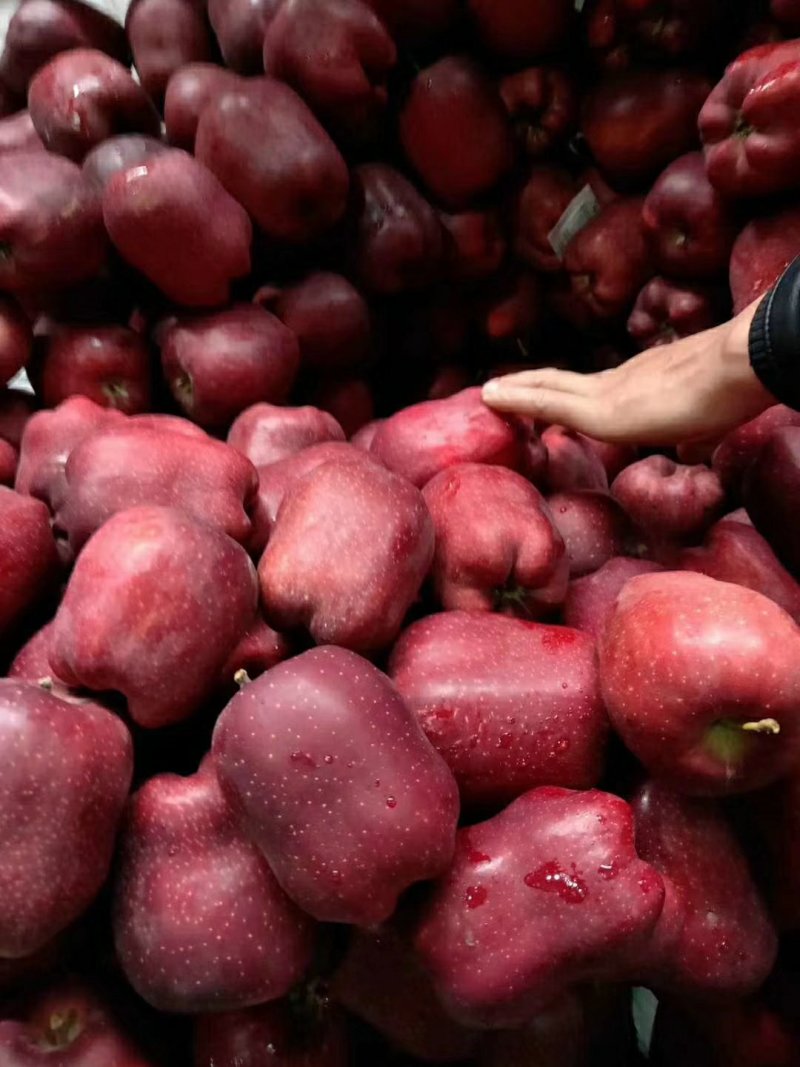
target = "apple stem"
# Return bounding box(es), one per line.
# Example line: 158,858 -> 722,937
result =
740,718 -> 781,735
234,669 -> 252,689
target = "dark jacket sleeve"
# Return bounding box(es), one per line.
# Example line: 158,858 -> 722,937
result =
749,256 -> 800,411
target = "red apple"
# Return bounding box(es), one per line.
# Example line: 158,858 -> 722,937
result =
160,305 -> 300,430
729,205 -> 800,314
0,295 -> 31,384
548,489 -> 635,577
163,63 -> 244,150
207,0 -> 281,72
600,570 -> 800,794
228,402 -> 345,468
0,487 -> 58,639
217,613 -> 293,691
773,0 -> 800,27
50,506 -> 258,728
440,208 -> 507,282
259,458 -> 433,653
584,0 -> 722,66
399,57 -> 514,209
0,110 -> 44,153
563,556 -> 664,639
125,0 -> 214,105
102,149 -> 252,308
541,425 -> 610,493
642,153 -> 737,280
713,404 -> 800,495
743,425 -> 800,576
390,611 -> 609,808
478,991 -> 588,1067
0,387 -> 35,450
0,441 -> 16,486
307,377 -> 375,439
628,277 -> 724,349
0,678 -> 132,957
514,164 -> 581,273
477,269 -> 542,344
500,67 -> 578,158
467,0 -> 573,59
212,646 -> 459,925
81,132 -> 167,190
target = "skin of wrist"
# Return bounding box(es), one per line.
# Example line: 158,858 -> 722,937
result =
720,300 -> 775,412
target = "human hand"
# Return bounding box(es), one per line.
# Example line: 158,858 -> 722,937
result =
482,300 -> 775,453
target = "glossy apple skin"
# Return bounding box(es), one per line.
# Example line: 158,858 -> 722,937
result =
81,133 -> 167,190
350,163 -> 445,294
467,0 -> 573,59
610,454 -> 726,544
0,0 -> 128,95
631,781 -> 777,997
208,0 -> 281,72
541,425 -> 609,494
0,487 -> 58,638
0,295 -> 31,384
0,149 -> 106,292
548,489 -> 635,577
55,425 -> 258,553
563,557 -> 664,640
0,981 -> 155,1067
160,305 -> 300,430
600,570 -> 800,794
114,759 -> 316,1013
33,323 -> 151,414
228,402 -> 345,468
371,387 -> 527,488
50,506 -> 258,729
332,924 -> 480,1063
679,516 -> 800,624
0,678 -> 132,958
713,405 -> 800,496
0,441 -> 16,486
743,425 -> 800,577
582,69 -> 710,186
0,111 -> 44,153
259,458 -> 434,653
389,610 -> 609,808
642,153 -> 737,280
195,78 -> 349,244
564,198 -> 653,322
194,998 -> 349,1067
125,0 -> 214,105
729,205 -> 800,313
423,463 -> 568,618
500,67 -> 577,159
263,0 -> 397,138
28,48 -> 160,162
217,613 -> 293,692
213,646 -> 460,925
413,786 -> 665,1028
400,57 -> 514,209
700,40 -> 800,198
164,63 -> 244,150
628,278 -> 724,349
103,149 -> 252,308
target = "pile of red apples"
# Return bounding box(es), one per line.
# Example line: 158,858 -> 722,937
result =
4,0 -> 800,1063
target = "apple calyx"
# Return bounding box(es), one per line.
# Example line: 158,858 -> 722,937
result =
40,1008 -> 83,1050
102,381 -> 130,408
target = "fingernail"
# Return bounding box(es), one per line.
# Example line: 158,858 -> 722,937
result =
482,381 -> 500,399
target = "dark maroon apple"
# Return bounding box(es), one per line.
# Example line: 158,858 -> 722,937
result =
773,0 -> 800,27
642,153 -> 737,279
399,57 -> 514,209
563,556 -> 664,640
514,165 -> 583,273
467,0 -> 573,59
308,377 -> 374,439
81,132 -> 167,190
114,758 -> 315,1012
0,0 -> 128,95
500,67 -> 578,158
548,489 -> 635,577
743,425 -> 800,576
257,273 -> 370,372
564,198 -> 653,322
228,402 -> 345,468
0,296 -> 31,384
628,277 -> 724,349
350,163 -> 445,293
196,78 -> 349,244
632,781 -> 777,997
195,998 -> 349,1067
366,0 -> 457,41
0,678 -> 132,957
478,991 -> 588,1067
33,323 -> 152,414
0,389 -> 35,451
263,0 -> 397,137
125,0 -> 214,105
0,487 -> 58,638
600,570 -> 800,794
370,387 -> 527,488
160,305 -> 300,430
260,458 -> 433,653
163,63 -> 243,150
390,611 -> 608,808
50,506 -> 258,728
679,517 -> 800,623
477,269 -> 542,344
28,48 -> 160,161
103,149 -> 252,308
0,110 -> 44,153
713,405 -> 800,495
585,0 -> 722,64
217,613 -> 293,691
213,646 -> 459,925
541,425 -> 609,493
423,463 -> 568,617
0,441 -> 16,486
207,0 -> 280,72
582,69 -> 710,186
729,205 -> 800,314
0,149 -> 106,292
332,925 -> 480,1063
413,787 -> 665,1028
55,424 -> 258,552
440,208 -> 507,282
611,454 -> 725,546
0,980 -> 155,1066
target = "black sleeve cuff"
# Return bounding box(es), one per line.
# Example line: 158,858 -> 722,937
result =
749,256 -> 800,411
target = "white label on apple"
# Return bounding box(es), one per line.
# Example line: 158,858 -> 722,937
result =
7,368 -> 34,395
547,184 -> 601,260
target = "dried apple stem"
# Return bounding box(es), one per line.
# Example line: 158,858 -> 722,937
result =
740,718 -> 781,735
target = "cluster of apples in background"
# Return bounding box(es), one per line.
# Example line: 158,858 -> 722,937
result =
5,0 -> 800,1064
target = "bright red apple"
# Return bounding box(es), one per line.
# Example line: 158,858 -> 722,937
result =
0,487 -> 58,639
